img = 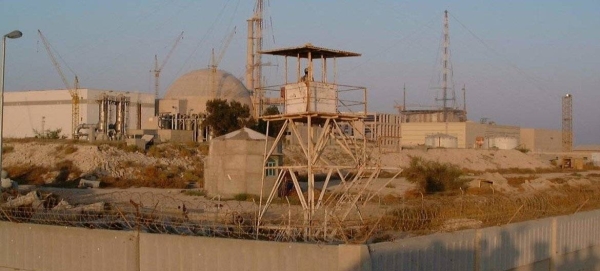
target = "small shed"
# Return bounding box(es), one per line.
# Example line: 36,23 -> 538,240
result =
204,128 -> 281,198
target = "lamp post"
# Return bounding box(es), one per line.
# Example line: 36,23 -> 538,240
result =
0,30 -> 23,171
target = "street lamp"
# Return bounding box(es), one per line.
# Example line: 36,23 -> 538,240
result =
0,30 -> 23,171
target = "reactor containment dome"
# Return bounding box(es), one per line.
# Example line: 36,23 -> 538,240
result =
161,69 -> 253,114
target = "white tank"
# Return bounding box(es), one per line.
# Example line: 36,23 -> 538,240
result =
425,134 -> 458,148
484,136 -> 518,150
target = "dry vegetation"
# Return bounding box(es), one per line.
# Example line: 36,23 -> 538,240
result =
376,183 -> 600,238
402,157 -> 464,194
3,139 -> 206,189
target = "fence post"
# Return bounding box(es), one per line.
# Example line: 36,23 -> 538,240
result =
549,217 -> 557,271
474,229 -> 482,271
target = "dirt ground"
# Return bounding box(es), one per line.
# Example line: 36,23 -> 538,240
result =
2,139 -> 598,207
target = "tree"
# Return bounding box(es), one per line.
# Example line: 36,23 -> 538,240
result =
202,99 -> 255,137
253,105 -> 284,137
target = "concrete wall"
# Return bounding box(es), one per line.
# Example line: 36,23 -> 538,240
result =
0,221 -> 138,271
157,129 -> 194,143
3,208 -> 600,270
0,221 -> 367,271
521,128 -> 562,152
369,209 -> 600,271
3,89 -> 154,139
158,99 -> 185,114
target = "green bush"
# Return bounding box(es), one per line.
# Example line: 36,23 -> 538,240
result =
403,157 -> 464,194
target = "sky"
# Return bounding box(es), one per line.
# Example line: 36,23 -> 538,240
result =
1,0 -> 598,145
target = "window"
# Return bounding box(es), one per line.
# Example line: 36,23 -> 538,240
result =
265,159 -> 277,177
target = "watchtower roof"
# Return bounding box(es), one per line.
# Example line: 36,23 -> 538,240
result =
260,43 -> 360,58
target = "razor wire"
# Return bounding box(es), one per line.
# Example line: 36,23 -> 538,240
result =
1,185 -> 600,244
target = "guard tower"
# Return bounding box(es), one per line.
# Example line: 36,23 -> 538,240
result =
255,44 -> 400,238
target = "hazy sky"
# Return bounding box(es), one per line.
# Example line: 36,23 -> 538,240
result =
1,0 -> 598,145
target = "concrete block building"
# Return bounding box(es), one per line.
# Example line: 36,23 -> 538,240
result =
204,128 -> 281,198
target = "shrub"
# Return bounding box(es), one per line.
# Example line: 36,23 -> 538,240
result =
183,190 -> 206,197
123,145 -> 140,153
2,145 -> 14,154
403,157 -> 464,194
198,144 -> 209,155
146,145 -> 165,158
63,144 -> 78,154
233,193 -> 259,201
33,128 -> 64,139
515,145 -> 530,153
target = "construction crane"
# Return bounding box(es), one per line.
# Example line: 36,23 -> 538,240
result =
209,27 -> 236,96
152,31 -> 184,99
210,27 -> 236,72
37,30 -> 80,139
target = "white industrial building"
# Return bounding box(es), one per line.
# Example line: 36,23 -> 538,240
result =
3,89 -> 155,139
2,68 -> 254,142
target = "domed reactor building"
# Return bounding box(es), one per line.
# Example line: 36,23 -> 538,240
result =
154,68 -> 253,142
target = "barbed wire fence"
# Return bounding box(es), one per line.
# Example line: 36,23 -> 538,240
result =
1,184 -> 599,244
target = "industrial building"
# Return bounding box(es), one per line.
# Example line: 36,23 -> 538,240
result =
520,128 -> 562,153
400,121 -> 520,149
158,69 -> 252,115
3,89 -> 154,140
155,68 -> 254,142
2,68 -> 254,143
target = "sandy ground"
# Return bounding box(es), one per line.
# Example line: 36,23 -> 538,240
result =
380,148 -> 553,171
3,141 -> 200,180
2,140 -> 595,206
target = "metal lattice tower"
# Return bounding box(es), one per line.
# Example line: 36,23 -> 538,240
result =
562,94 -> 573,152
255,44 -> 402,239
247,0 -> 264,118
436,10 -> 456,122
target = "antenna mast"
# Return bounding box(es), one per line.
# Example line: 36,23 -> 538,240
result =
255,0 -> 264,90
462,84 -> 466,112
562,94 -> 573,152
441,10 -> 451,121
248,0 -> 265,118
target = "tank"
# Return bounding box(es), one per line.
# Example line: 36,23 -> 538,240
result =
425,133 -> 458,148
484,136 -> 518,150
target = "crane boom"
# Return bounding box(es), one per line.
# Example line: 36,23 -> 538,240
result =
153,31 -> 184,99
211,27 -> 237,70
37,30 -> 79,139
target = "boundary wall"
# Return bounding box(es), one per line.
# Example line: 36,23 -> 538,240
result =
2,209 -> 600,270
